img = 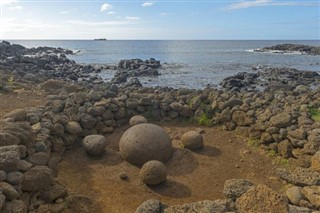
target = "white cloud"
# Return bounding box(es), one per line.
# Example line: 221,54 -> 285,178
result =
142,2 -> 154,7
64,20 -> 138,26
126,16 -> 141,20
8,5 -> 22,10
0,0 -> 18,5
108,11 -> 116,15
159,12 -> 174,16
226,0 -> 318,10
60,11 -> 70,15
100,3 -> 113,12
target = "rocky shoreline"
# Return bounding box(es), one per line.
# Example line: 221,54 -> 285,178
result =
254,43 -> 320,55
0,41 -> 320,212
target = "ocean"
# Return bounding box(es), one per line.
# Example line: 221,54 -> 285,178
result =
10,40 -> 320,89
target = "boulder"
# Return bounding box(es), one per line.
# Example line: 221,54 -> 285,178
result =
180,131 -> 204,150
236,184 -> 289,213
26,152 -> 49,166
3,109 -> 27,121
21,166 -> 54,191
164,199 -> 231,213
40,183 -> 68,203
277,167 -> 320,186
0,182 -> 20,200
311,151 -> 320,172
2,199 -> 27,213
0,133 -> 20,146
119,123 -> 172,166
135,199 -> 163,213
65,121 -> 82,135
0,146 -> 20,172
285,186 -> 304,205
129,115 -> 148,126
140,160 -> 167,185
222,179 -> 254,200
6,171 -> 23,185
82,135 -> 107,156
301,186 -> 320,208
222,98 -> 243,110
278,140 -> 293,158
269,113 -> 292,128
232,111 -> 254,126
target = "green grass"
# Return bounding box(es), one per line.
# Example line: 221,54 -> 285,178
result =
272,156 -> 288,165
309,107 -> 320,122
247,138 -> 261,147
195,113 -> 212,126
268,150 -> 277,157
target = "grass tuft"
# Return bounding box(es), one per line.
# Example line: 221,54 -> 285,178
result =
309,107 -> 320,122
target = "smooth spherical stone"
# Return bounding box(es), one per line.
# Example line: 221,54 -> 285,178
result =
82,135 -> 107,156
119,123 -> 172,166
140,160 -> 167,185
129,115 -> 147,126
181,131 -> 204,150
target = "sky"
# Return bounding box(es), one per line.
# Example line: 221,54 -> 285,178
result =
0,0 -> 319,40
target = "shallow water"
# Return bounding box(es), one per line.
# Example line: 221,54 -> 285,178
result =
10,40 -> 320,89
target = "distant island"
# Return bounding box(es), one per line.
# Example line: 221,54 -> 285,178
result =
94,38 -> 107,41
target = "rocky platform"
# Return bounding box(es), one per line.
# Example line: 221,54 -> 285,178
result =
254,43 -> 320,55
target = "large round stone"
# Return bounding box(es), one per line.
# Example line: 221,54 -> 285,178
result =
181,131 -> 203,150
129,115 -> 147,126
119,123 -> 172,166
82,135 -> 107,156
140,160 -> 167,185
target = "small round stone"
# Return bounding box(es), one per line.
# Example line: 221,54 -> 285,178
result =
181,131 -> 204,149
82,135 -> 107,156
129,115 -> 147,126
119,172 -> 128,180
140,160 -> 167,185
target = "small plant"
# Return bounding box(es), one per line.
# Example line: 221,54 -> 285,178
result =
195,113 -> 211,126
247,138 -> 261,147
309,107 -> 320,122
272,156 -> 288,165
268,150 -> 276,157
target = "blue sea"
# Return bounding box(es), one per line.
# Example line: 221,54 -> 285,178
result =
10,40 -> 320,89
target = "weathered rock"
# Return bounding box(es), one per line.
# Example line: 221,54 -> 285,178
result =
222,98 -> 243,110
0,133 -> 20,146
6,171 -> 23,185
2,199 -> 27,213
3,109 -> 27,121
236,184 -> 289,213
301,186 -> 320,208
311,151 -> 320,172
26,152 -> 49,166
21,166 -> 54,191
0,170 -> 6,181
0,181 -> 20,200
288,204 -> 311,213
285,186 -> 304,205
0,146 -> 20,172
82,135 -> 107,156
278,140 -> 293,158
40,183 -> 68,203
140,160 -> 167,185
164,199 -> 231,213
0,192 -> 4,210
180,131 -> 204,150
222,179 -> 254,200
129,115 -> 147,126
135,199 -> 164,213
232,111 -> 254,126
65,121 -> 82,135
269,113 -> 292,128
119,123 -> 172,166
277,167 -> 320,186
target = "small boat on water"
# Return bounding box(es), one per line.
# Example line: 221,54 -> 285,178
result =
94,38 -> 107,41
